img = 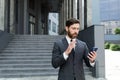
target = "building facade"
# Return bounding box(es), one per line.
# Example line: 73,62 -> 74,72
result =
0,0 -> 90,35
100,0 -> 120,34
0,0 -> 105,79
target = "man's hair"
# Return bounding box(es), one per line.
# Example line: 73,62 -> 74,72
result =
66,18 -> 80,27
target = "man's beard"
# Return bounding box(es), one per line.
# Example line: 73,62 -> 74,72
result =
68,30 -> 78,39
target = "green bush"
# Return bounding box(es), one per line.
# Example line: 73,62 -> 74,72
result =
110,44 -> 120,51
114,28 -> 120,34
105,42 -> 111,49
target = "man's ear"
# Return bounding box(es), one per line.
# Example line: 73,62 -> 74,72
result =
65,26 -> 68,32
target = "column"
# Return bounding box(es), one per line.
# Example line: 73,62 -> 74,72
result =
4,0 -> 10,32
87,0 -> 92,27
63,0 -> 67,26
9,0 -> 15,34
66,0 -> 69,19
84,0 -> 87,29
59,0 -> 65,34
17,0 -> 24,34
0,0 -> 5,31
59,9 -> 62,34
92,0 -> 105,79
23,0 -> 28,34
36,0 -> 42,34
94,25 -> 105,79
64,0 -> 69,20
68,0 -> 72,18
73,0 -> 77,19
61,1 -> 64,33
79,0 -> 84,30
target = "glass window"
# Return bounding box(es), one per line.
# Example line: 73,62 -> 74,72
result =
52,22 -> 56,33
48,19 -> 51,30
52,13 -> 56,18
29,14 -> 35,34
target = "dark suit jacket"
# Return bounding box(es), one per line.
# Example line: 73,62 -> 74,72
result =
52,37 -> 92,80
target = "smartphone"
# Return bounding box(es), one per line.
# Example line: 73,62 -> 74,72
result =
92,47 -> 98,52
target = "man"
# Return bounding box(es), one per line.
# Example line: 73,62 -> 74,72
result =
51,18 -> 97,80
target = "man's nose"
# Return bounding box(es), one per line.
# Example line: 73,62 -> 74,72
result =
75,29 -> 79,33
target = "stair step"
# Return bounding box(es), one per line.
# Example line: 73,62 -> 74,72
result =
0,73 -> 57,78
0,63 -> 52,66
0,64 -> 52,68
6,46 -> 53,48
0,70 -> 58,75
0,53 -> 52,56
5,46 -> 53,50
0,35 -> 92,78
0,56 -> 51,59
0,58 -> 51,61
1,50 -> 52,52
0,67 -> 54,70
0,60 -> 51,64
8,42 -> 54,44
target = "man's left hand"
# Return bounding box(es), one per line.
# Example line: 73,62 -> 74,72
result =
87,51 -> 97,63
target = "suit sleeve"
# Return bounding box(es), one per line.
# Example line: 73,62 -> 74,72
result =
51,42 -> 66,68
83,43 -> 92,67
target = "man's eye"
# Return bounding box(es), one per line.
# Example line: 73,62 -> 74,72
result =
72,27 -> 76,29
72,27 -> 79,30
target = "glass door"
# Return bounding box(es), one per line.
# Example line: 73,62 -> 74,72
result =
29,14 -> 35,35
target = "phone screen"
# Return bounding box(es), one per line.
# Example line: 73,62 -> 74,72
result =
92,47 -> 98,52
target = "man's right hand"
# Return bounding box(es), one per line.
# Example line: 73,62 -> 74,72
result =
64,40 -> 76,55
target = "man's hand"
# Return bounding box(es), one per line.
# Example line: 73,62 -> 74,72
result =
87,51 -> 97,63
64,40 -> 76,55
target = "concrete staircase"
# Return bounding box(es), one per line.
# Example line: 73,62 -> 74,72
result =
0,35 -> 93,79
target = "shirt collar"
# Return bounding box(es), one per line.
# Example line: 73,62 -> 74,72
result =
66,36 -> 76,44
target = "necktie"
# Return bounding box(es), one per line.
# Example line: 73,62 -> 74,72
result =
70,39 -> 75,60
71,39 -> 75,76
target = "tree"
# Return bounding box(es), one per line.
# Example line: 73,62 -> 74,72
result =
114,28 -> 120,34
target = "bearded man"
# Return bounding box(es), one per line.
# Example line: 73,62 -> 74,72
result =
51,18 -> 97,80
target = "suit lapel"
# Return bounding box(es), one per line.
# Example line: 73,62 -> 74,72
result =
62,37 -> 68,50
75,39 -> 80,54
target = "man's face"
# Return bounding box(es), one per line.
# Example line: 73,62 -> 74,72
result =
66,23 -> 80,39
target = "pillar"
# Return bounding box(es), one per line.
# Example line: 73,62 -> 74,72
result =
68,0 -> 72,19
92,0 -> 105,79
94,25 -> 106,79
4,0 -> 10,32
23,0 -> 28,34
66,0 -> 69,19
60,1 -> 64,33
87,0 -> 92,27
9,0 -> 15,34
36,0 -> 42,34
73,0 -> 77,19
79,0 -> 84,30
17,0 -> 24,34
0,0 -> 5,31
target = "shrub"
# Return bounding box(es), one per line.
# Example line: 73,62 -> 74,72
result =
110,44 -> 120,51
105,42 -> 111,49
114,28 -> 120,34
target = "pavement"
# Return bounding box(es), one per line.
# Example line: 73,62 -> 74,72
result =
105,49 -> 120,80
